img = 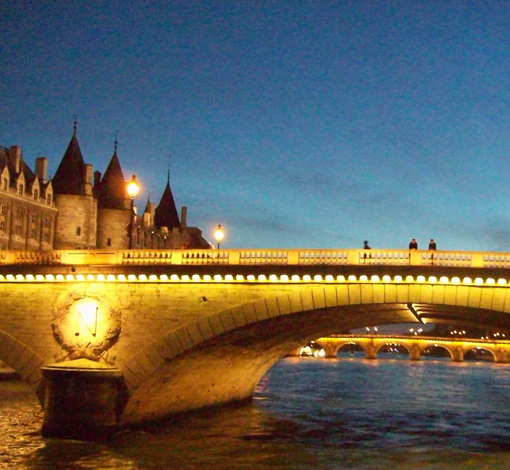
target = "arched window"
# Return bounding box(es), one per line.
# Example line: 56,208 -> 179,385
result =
18,184 -> 24,195
47,194 -> 52,204
33,189 -> 39,200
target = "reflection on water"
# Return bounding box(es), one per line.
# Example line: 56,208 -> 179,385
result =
3,356 -> 510,469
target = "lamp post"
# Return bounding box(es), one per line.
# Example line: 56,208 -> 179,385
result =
214,224 -> 224,249
126,175 -> 140,249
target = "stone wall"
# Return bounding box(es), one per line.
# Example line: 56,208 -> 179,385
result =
97,208 -> 130,249
53,195 -> 97,249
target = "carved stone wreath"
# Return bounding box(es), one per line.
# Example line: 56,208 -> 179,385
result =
52,287 -> 122,360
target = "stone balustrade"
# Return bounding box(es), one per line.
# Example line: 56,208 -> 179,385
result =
0,248 -> 507,268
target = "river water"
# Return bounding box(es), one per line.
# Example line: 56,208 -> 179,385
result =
3,354 -> 510,469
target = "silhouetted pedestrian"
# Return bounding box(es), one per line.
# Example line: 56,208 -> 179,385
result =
409,239 -> 418,250
429,238 -> 436,263
363,240 -> 371,262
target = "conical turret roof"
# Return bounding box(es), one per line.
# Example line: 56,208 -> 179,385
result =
154,177 -> 180,229
52,131 -> 86,195
97,151 -> 128,210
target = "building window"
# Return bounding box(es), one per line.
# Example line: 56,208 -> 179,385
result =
33,190 -> 38,200
43,233 -> 48,242
15,224 -> 22,235
30,230 -> 35,239
0,205 -> 5,215
18,184 -> 23,195
30,214 -> 36,224
47,194 -> 52,204
0,221 -> 4,231
107,238 -> 112,247
76,227 -> 81,236
17,208 -> 24,220
2,179 -> 7,190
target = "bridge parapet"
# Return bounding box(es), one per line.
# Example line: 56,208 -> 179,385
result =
0,248 -> 506,269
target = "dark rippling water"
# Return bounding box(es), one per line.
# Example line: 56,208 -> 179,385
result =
3,354 -> 510,469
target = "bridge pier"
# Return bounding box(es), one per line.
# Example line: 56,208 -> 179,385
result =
41,359 -> 125,439
365,344 -> 377,360
323,344 -> 338,358
451,348 -> 465,362
409,345 -> 421,361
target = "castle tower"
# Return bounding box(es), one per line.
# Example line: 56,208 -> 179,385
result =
142,197 -> 155,228
52,123 -> 97,249
95,142 -> 131,249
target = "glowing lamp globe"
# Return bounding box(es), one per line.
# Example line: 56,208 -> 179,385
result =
127,175 -> 140,199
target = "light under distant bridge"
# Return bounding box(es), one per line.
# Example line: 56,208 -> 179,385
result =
306,335 -> 510,362
2,247 -> 510,436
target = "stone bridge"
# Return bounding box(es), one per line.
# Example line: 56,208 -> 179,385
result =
2,247 -> 510,436
313,335 -> 510,362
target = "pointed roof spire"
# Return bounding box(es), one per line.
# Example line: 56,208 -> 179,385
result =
114,130 -> 118,154
52,121 -> 86,195
154,177 -> 180,229
143,193 -> 153,214
97,140 -> 128,210
73,115 -> 78,135
168,154 -> 171,182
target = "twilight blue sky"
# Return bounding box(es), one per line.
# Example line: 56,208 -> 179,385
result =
2,1 -> 510,251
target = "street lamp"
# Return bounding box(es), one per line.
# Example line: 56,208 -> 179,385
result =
126,175 -> 140,249
214,224 -> 224,249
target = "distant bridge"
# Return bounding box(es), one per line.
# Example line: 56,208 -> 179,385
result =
2,247 -> 510,436
309,335 -> 510,362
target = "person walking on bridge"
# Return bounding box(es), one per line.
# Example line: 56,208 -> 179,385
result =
363,240 -> 371,262
429,238 -> 436,263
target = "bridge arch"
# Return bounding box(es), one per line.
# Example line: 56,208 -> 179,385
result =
464,347 -> 495,362
375,342 -> 411,358
0,330 -> 44,385
421,343 -> 455,361
120,280 -> 510,424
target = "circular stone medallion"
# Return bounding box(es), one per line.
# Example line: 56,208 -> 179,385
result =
52,288 -> 122,359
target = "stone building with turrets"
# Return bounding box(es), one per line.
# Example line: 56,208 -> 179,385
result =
0,127 -> 211,251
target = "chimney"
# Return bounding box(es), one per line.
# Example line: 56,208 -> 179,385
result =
35,157 -> 48,183
9,146 -> 21,174
93,170 -> 101,190
180,206 -> 188,228
83,164 -> 93,196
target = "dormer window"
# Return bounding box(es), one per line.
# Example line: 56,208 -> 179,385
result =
47,194 -> 52,204
18,184 -> 24,195
33,189 -> 38,200
2,178 -> 7,191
